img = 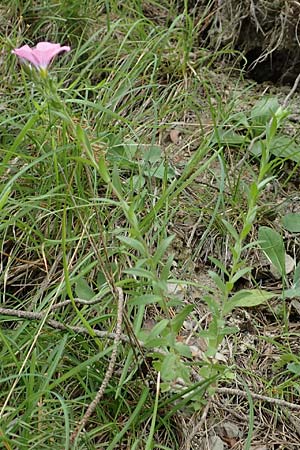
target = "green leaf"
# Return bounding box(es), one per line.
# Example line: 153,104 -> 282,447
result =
160,353 -> 190,382
144,319 -> 169,345
293,262 -> 300,288
258,226 -> 286,279
112,165 -> 123,195
75,278 -> 94,300
0,187 -> 11,211
223,289 -> 275,315
208,270 -> 226,294
161,255 -> 173,282
250,139 -> 264,156
282,287 -> 300,298
152,235 -> 175,267
117,235 -> 146,255
287,362 -> 300,375
211,127 -> 246,146
209,256 -> 228,276
282,213 -> 300,232
250,97 -> 280,126
98,155 -> 111,183
170,304 -> 194,334
143,162 -> 175,180
174,342 -> 192,357
97,271 -> 106,287
268,136 -> 300,163
231,267 -> 252,284
129,294 -> 162,306
222,219 -> 239,241
142,146 -> 161,163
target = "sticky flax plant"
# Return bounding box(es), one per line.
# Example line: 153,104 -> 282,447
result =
200,105 -> 288,361
8,40 -> 201,441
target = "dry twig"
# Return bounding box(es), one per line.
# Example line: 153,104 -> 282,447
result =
216,387 -> 300,411
70,287 -> 125,444
2,306 -> 300,417
0,306 -> 131,344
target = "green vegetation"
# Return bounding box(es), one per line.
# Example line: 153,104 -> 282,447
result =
1,1 -> 300,449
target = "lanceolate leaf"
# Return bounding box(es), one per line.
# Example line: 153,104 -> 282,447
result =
223,289 -> 275,315
258,226 -> 286,279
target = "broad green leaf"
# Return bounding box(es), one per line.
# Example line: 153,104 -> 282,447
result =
211,127 -> 246,146
174,342 -> 192,357
223,289 -> 275,315
142,146 -> 161,163
75,278 -> 95,300
160,353 -> 189,382
282,287 -> 300,298
97,271 -> 106,287
287,362 -> 300,375
231,267 -> 252,284
268,136 -> 300,163
250,139 -> 264,156
282,213 -> 300,232
250,97 -> 280,126
143,162 -> 175,180
258,226 -> 286,278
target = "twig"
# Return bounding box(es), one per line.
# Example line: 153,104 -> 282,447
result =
211,398 -> 248,421
70,287 -> 125,444
2,308 -> 300,414
282,71 -> 300,109
191,369 -> 300,411
0,306 -> 131,345
216,387 -> 300,411
184,399 -> 212,449
50,294 -> 107,310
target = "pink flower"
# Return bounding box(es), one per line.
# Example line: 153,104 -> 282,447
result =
12,42 -> 71,70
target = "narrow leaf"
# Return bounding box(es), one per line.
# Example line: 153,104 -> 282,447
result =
223,289 -> 275,315
258,226 -> 286,279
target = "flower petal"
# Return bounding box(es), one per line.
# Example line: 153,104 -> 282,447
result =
12,42 -> 71,69
12,45 -> 41,67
